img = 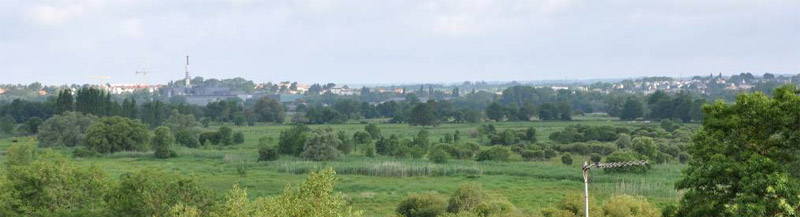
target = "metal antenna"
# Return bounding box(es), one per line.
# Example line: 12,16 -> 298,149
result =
581,160 -> 648,217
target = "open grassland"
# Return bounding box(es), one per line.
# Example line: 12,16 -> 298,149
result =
0,118 -> 688,216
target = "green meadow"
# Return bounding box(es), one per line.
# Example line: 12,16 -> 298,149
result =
0,118 -> 687,217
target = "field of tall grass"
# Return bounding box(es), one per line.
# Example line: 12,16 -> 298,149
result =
0,119 -> 688,216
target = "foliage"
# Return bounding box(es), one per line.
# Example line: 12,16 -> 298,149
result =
396,192 -> 447,217
429,149 -> 448,164
208,168 -> 363,217
301,128 -> 343,161
476,146 -> 510,162
447,184 -> 487,213
0,144 -> 111,216
615,133 -> 631,149
199,131 -> 219,146
364,123 -> 381,139
602,195 -> 660,217
37,111 -> 98,147
108,168 -> 216,217
258,145 -> 279,161
153,126 -> 177,159
84,116 -> 150,153
589,153 -> 602,164
233,131 -> 245,144
620,97 -> 643,121
252,97 -> 285,123
604,151 -> 649,173
278,124 -> 309,155
72,146 -> 99,158
217,126 -> 233,145
561,153 -> 573,165
675,86 -> 800,217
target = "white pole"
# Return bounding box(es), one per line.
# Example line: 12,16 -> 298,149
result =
583,162 -> 590,217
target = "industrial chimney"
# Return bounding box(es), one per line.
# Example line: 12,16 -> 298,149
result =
185,56 -> 191,88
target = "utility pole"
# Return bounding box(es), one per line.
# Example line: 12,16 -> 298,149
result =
581,160 -> 648,217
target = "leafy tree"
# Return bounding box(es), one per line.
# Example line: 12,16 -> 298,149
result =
631,137 -> 657,159
353,131 -> 372,150
408,102 -> 437,126
278,124 -> 310,155
397,192 -> 447,217
475,146 -> 510,162
258,145 -> 279,161
447,184 -> 487,213
603,195 -> 661,217
199,131 -> 219,146
55,89 -> 74,114
620,97 -> 643,121
22,117 -> 42,135
561,153 -> 573,165
412,129 -> 431,150
615,133 -> 632,149
429,149 -> 448,164
152,126 -> 176,159
217,126 -> 233,145
675,86 -> 800,217
37,112 -> 98,147
108,168 -> 216,216
207,168 -> 363,217
485,102 -> 505,121
252,97 -> 285,123
84,116 -> 150,153
233,131 -> 245,144
301,128 -> 343,161
0,116 -> 14,136
376,135 -> 401,156
364,123 -> 381,139
336,131 -> 353,154
524,127 -> 537,143
0,145 -> 111,216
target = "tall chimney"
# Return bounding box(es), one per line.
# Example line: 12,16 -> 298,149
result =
185,56 -> 191,88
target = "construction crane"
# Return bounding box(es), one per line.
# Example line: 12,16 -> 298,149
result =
88,76 -> 111,86
135,69 -> 150,87
581,160 -> 648,217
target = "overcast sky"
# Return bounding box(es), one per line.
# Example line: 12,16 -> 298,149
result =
2,0 -> 799,85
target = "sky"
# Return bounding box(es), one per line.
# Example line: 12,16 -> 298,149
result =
1,0 -> 799,85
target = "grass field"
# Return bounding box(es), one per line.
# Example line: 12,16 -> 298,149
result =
0,117 -> 688,216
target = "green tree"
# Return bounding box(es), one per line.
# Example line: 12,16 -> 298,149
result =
217,126 -> 233,145
233,131 -> 245,144
37,112 -> 98,147
397,192 -> 447,217
152,126 -> 176,159
0,145 -> 111,216
84,116 -> 150,153
485,102 -> 505,121
108,168 -> 216,216
620,97 -> 643,121
675,86 -> 800,217
301,128 -> 343,161
22,117 -> 43,135
364,123 -> 381,139
253,97 -> 285,123
278,124 -> 309,155
0,116 -> 15,136
55,89 -> 74,114
408,102 -> 437,126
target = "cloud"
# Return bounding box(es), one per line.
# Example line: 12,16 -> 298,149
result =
27,4 -> 76,25
120,18 -> 143,39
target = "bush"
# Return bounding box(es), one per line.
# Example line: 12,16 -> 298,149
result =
84,116 -> 150,153
447,184 -> 487,213
365,123 -> 382,139
476,146 -> 510,162
153,126 -> 176,159
199,131 -> 218,146
522,150 -> 544,161
336,131 -> 353,155
396,192 -> 447,217
678,152 -> 690,164
301,128 -> 343,161
602,195 -> 660,217
561,153 -> 573,165
232,131 -> 245,144
108,168 -> 216,216
429,149 -> 448,164
217,126 -> 233,145
175,129 -> 200,148
544,149 -> 557,159
589,153 -> 602,164
258,145 -> 279,161
616,133 -> 632,149
279,124 -> 309,156
364,144 -> 376,157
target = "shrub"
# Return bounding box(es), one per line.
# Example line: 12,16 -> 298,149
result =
84,116 -> 150,153
561,153 -> 573,165
365,123 -> 382,139
678,152 -> 690,164
589,153 -> 602,164
258,145 -> 279,161
232,131 -> 245,144
217,126 -> 233,145
175,129 -> 200,148
279,124 -> 309,156
522,150 -> 544,161
429,149 -> 448,164
396,192 -> 447,217
301,128 -> 343,161
336,131 -> 353,154
199,131 -> 218,146
476,146 -> 510,162
602,195 -> 660,217
152,126 -> 176,159
364,144 -> 376,157
616,133 -> 632,149
544,149 -> 557,159
108,168 -> 216,216
447,184 -> 486,213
